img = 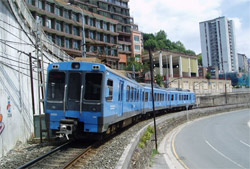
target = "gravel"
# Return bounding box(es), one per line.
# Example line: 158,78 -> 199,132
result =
0,119 -> 152,169
0,141 -> 55,169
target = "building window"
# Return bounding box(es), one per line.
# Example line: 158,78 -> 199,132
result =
134,45 -> 140,51
73,26 -> 79,36
65,38 -> 70,48
96,20 -> 101,29
110,24 -> 115,32
134,35 -> 139,42
125,45 -> 130,51
45,2 -> 51,12
103,34 -> 108,42
111,49 -> 117,56
110,36 -> 115,44
64,10 -> 70,19
55,6 -> 61,16
56,36 -> 62,46
65,24 -> 70,34
89,46 -> 95,52
89,18 -> 94,26
46,18 -> 52,29
26,0 -> 33,5
89,31 -> 94,39
73,40 -> 80,50
103,22 -> 107,30
72,12 -> 79,22
37,0 -> 43,9
135,54 -> 140,62
96,32 -> 101,41
56,21 -> 62,31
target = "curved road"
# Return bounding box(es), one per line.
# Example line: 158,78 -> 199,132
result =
174,109 -> 250,169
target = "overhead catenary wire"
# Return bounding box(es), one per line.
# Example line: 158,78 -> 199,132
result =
0,61 -> 38,80
0,39 -> 51,65
0,18 -> 68,63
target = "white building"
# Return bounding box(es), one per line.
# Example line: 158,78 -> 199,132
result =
238,53 -> 248,72
199,16 -> 238,73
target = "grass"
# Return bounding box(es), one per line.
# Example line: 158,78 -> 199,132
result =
139,126 -> 154,149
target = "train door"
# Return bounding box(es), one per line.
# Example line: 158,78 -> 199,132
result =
67,72 -> 82,117
118,80 -> 124,116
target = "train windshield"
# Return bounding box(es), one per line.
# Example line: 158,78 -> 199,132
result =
47,72 -> 65,102
84,73 -> 102,101
68,73 -> 81,101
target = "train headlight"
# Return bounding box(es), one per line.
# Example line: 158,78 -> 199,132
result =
52,64 -> 59,69
92,65 -> 100,70
72,62 -> 80,69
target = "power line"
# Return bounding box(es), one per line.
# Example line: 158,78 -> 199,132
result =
0,40 -> 51,65
0,38 -> 32,46
0,61 -> 38,79
0,25 -> 34,45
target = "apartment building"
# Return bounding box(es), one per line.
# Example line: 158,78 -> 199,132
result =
25,0 -> 134,69
200,16 -> 238,73
238,53 -> 248,72
131,21 -> 143,63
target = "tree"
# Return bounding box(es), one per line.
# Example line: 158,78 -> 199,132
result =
155,30 -> 167,41
198,53 -> 202,66
143,30 -> 197,55
125,57 -> 142,72
144,39 -> 157,51
155,74 -> 164,87
206,72 -> 211,80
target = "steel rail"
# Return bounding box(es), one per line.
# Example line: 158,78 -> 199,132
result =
17,141 -> 71,169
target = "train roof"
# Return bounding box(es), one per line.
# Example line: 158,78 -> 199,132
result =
48,61 -> 142,86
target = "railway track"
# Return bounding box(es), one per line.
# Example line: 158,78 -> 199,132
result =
17,140 -> 94,169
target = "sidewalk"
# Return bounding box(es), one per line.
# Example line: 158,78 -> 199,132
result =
149,124 -> 187,169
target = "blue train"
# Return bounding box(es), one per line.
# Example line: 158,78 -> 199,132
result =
45,62 -> 195,139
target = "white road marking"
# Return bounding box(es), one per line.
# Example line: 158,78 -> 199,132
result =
248,121 -> 250,128
240,140 -> 250,148
205,140 -> 246,169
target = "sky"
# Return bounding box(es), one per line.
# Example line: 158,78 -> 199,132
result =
129,0 -> 250,58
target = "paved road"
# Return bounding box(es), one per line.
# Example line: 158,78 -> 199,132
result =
174,109 -> 250,169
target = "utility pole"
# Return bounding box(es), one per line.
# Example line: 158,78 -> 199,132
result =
149,48 -> 157,150
35,16 -> 49,143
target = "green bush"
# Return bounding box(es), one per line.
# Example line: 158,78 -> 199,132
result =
139,126 -> 155,149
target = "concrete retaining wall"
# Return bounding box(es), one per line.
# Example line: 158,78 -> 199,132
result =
119,103 -> 250,169
0,0 -> 70,158
197,92 -> 250,107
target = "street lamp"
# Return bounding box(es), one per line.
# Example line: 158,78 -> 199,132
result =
67,2 -> 86,57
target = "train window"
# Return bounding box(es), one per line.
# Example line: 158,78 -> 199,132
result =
118,81 -> 123,101
84,73 -> 102,101
131,87 -> 134,101
47,72 -> 65,101
126,85 -> 130,102
68,73 -> 81,101
157,93 -> 159,101
165,94 -> 167,101
137,90 -> 139,102
145,92 -> 148,102
142,92 -> 144,102
106,79 -> 113,101
171,95 -> 174,101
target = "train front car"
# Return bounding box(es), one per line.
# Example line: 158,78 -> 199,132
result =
45,62 -> 105,139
